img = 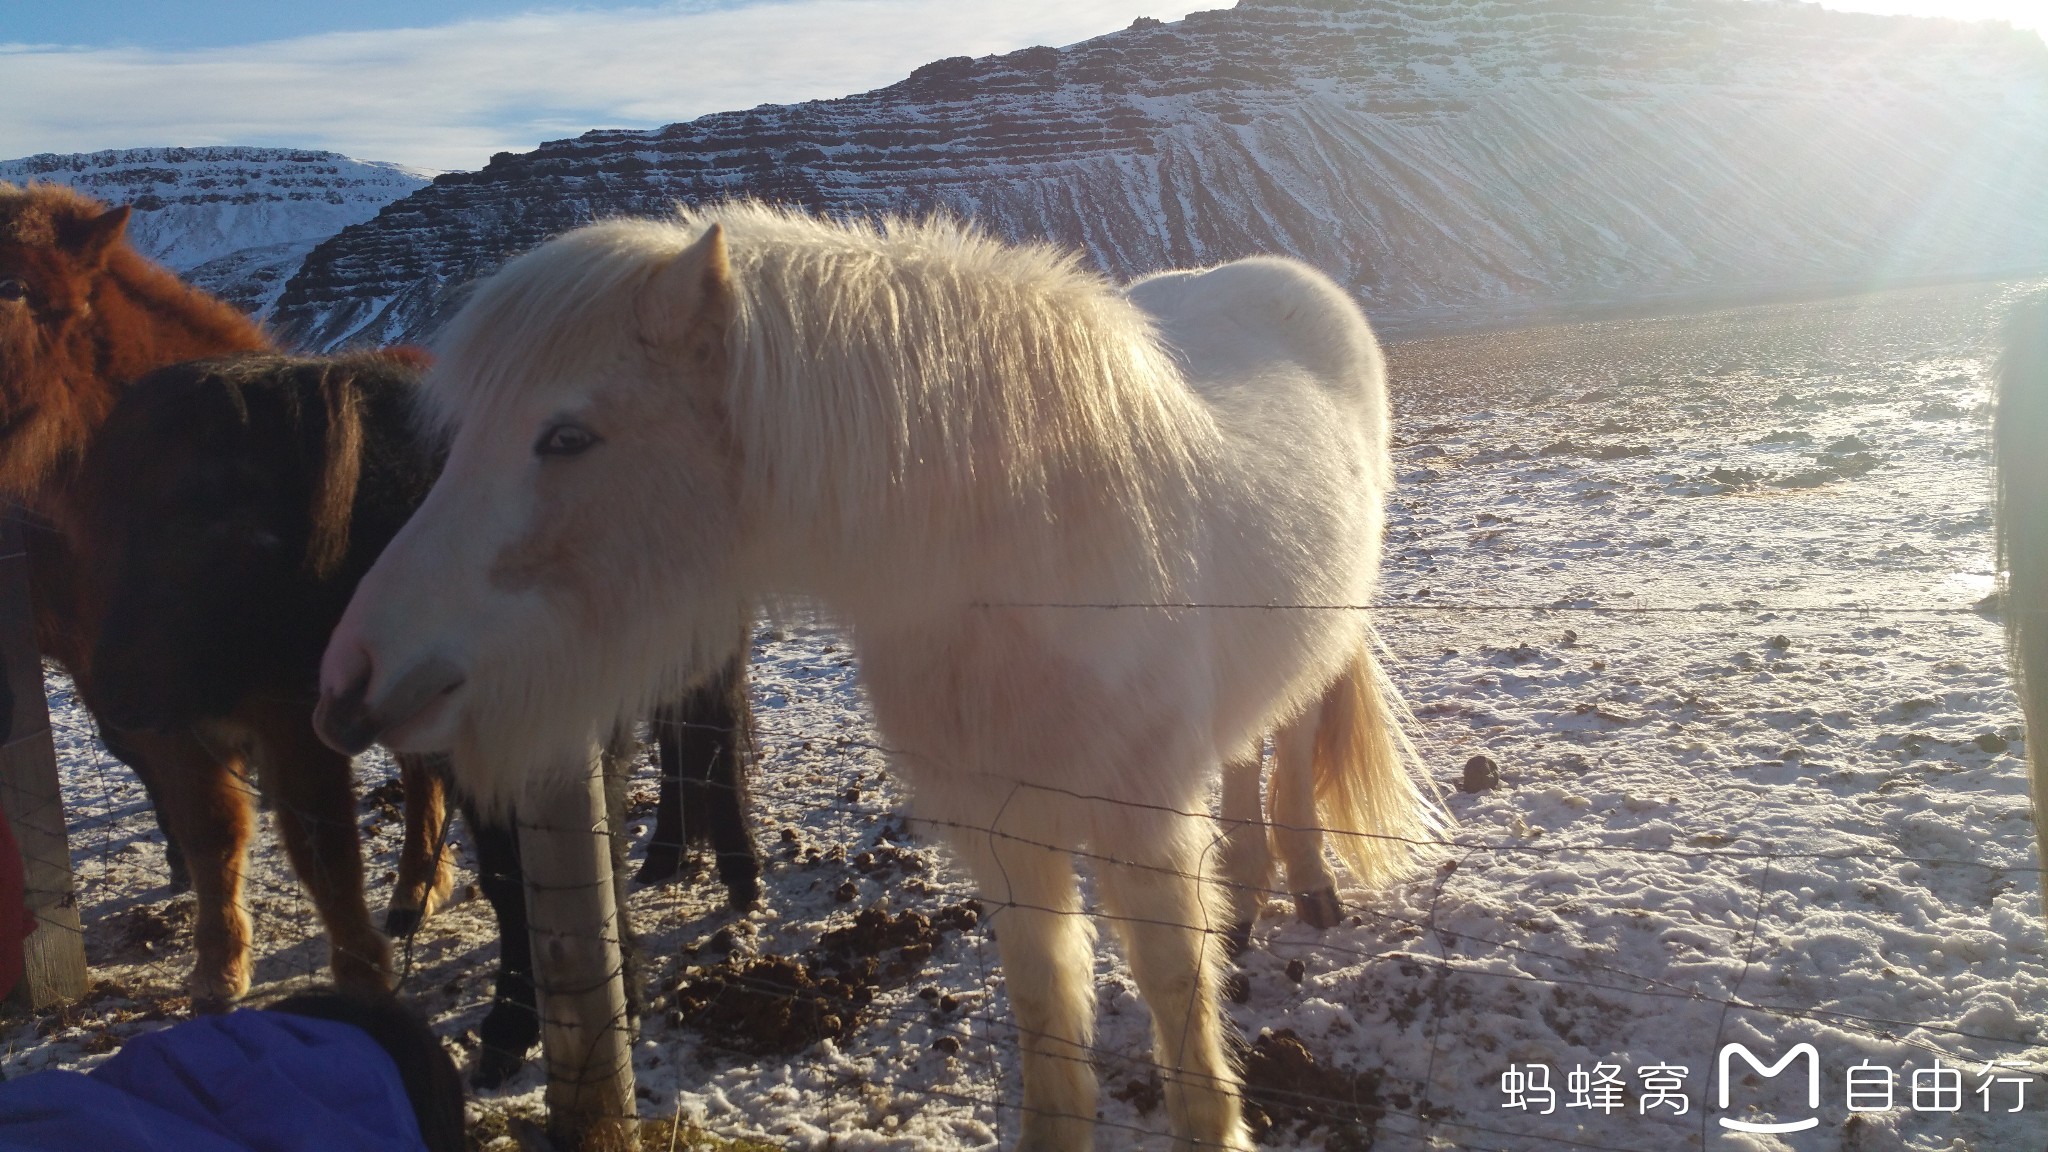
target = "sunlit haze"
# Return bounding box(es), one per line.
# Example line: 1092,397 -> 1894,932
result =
1819,0 -> 2045,33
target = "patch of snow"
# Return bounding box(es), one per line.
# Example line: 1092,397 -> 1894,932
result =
7,279 -> 2046,1148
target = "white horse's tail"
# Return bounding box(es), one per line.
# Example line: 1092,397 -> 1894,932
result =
1311,634 -> 1449,888
1996,291 -> 2048,917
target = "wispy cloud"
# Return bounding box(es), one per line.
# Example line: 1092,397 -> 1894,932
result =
0,0 -> 1207,171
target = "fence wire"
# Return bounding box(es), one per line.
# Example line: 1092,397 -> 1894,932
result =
13,590 -> 2045,1150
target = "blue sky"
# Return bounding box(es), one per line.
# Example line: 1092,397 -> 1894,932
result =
5,0 -> 2037,49
1,0 -> 2041,171
0,1 -> 1215,169
0,1 -> 763,49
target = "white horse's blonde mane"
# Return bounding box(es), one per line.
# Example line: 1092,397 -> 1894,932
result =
432,201 -> 1216,591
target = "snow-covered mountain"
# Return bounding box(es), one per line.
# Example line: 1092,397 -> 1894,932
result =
270,0 -> 2048,350
0,147 -> 433,320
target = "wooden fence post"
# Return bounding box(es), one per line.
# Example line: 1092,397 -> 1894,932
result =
519,743 -> 638,1151
0,513 -> 87,1012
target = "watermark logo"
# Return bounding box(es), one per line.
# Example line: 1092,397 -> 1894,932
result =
1567,1063 -> 1627,1113
1500,1064 -> 1556,1115
1717,1042 -> 1820,1133
1915,1060 -> 1963,1113
1976,1061 -> 2031,1112
1639,1064 -> 1690,1115
1501,1063 -> 1691,1116
1501,1048 -> 2037,1127
1846,1061 -> 1893,1112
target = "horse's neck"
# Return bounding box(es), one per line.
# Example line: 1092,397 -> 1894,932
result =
91,249 -> 271,382
10,251 -> 270,579
18,250 -> 272,503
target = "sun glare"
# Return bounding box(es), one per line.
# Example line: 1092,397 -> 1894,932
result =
1818,0 -> 2047,34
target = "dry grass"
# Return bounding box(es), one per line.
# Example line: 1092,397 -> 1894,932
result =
465,1101 -> 786,1151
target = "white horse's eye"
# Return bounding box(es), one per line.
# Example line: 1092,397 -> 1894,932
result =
535,422 -> 601,457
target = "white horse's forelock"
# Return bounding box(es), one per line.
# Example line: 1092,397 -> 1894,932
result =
424,217 -> 692,436
429,201 -> 1215,600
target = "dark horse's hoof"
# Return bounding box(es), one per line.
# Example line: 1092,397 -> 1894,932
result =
723,874 -> 761,914
470,1044 -> 526,1092
633,844 -> 686,887
166,847 -> 192,896
471,1002 -> 539,1091
718,850 -> 761,912
1223,920 -> 1254,959
383,905 -> 424,938
1292,886 -> 1344,930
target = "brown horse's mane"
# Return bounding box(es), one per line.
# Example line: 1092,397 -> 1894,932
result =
0,182 -> 271,497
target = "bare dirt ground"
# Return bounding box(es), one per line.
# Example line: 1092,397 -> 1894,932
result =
7,278 -> 2048,1151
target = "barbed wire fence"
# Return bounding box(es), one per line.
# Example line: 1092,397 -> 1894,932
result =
13,595 -> 2046,1150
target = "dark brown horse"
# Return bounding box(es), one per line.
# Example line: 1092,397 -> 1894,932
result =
78,351 -> 758,1086
0,182 -> 397,1000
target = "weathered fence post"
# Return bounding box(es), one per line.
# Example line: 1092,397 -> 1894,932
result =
519,742 -> 638,1151
0,513 -> 87,1012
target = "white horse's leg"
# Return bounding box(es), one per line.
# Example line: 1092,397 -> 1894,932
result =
1217,754 -> 1271,954
941,798 -> 1098,1152
1272,711 -> 1342,929
1094,804 -> 1252,1152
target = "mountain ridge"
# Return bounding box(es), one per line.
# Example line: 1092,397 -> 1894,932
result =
28,0 -> 2048,347
0,147 -> 433,319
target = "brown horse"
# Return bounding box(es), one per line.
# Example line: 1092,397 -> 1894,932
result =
0,182 -> 444,1000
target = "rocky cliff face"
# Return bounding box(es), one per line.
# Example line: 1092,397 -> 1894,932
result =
272,0 -> 2048,348
0,147 -> 432,319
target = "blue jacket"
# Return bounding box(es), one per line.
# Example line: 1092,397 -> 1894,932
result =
0,1010 -> 428,1152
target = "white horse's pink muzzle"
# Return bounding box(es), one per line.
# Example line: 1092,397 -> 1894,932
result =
314,645 -> 467,756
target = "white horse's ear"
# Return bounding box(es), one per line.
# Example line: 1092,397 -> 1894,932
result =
637,222 -> 734,370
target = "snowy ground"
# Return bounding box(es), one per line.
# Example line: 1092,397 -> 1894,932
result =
8,279 -> 2048,1151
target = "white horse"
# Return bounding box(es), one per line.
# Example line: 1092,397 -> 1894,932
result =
1996,290 -> 2048,917
313,203 -> 1443,1150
